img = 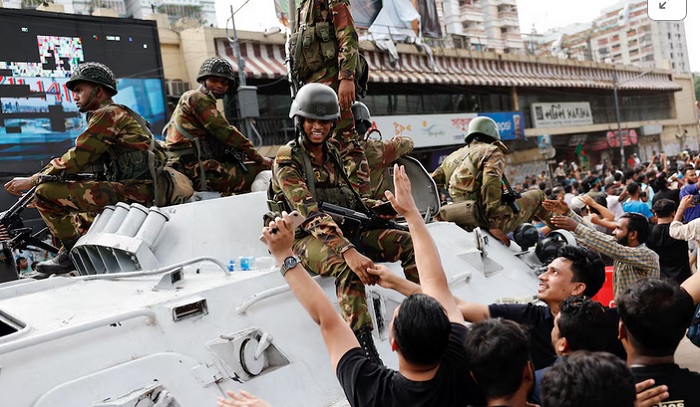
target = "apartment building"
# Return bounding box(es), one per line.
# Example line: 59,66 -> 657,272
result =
441,0 -> 525,54
530,0 -> 690,73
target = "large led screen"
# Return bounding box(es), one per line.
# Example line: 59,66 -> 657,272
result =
0,9 -> 166,174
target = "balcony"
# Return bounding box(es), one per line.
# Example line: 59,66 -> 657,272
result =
497,0 -> 518,5
460,4 -> 485,22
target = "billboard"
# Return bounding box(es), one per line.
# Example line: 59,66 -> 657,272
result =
477,111 -> 525,141
0,9 -> 166,174
372,113 -> 478,148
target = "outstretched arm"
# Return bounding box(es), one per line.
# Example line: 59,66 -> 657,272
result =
385,164 -> 463,323
262,213 -> 359,371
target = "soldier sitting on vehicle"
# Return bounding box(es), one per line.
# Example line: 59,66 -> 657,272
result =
164,57 -> 272,194
268,83 -> 418,363
431,117 -> 553,246
4,62 -> 168,275
352,102 -> 414,201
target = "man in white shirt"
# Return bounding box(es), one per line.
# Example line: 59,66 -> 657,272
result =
605,183 -> 624,220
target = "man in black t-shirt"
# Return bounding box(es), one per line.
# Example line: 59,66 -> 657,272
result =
369,244 -> 622,371
619,277 -> 700,406
258,165 -> 482,407
647,199 -> 691,284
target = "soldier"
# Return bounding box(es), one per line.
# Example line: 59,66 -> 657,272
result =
269,84 -> 418,362
165,57 -> 272,193
289,0 -> 371,197
353,102 -> 414,200
4,62 -> 166,274
432,117 -> 553,246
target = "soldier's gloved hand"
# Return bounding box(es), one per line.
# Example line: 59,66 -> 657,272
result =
488,228 -> 511,247
342,248 -> 377,286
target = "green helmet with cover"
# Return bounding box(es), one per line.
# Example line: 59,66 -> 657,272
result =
289,83 -> 341,121
196,57 -> 236,85
465,116 -> 500,144
66,62 -> 118,96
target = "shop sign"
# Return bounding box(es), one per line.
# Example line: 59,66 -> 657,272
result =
531,102 -> 593,128
568,134 -> 588,146
606,129 -> 638,147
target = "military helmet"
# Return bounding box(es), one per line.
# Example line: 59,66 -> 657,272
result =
465,117 -> 500,144
289,83 -> 340,121
196,57 -> 236,85
66,62 -> 118,95
351,101 -> 372,128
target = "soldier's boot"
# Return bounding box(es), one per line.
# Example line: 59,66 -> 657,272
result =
36,237 -> 79,275
355,328 -> 383,365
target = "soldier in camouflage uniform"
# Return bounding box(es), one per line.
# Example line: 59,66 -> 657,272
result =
4,62 -> 166,274
432,117 -> 553,246
270,84 -> 417,363
289,0 -> 371,198
165,57 -> 272,194
353,102 -> 414,200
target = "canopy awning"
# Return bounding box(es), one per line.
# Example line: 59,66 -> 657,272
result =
216,39 -> 681,92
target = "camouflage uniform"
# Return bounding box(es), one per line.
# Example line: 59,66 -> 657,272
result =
33,101 -> 165,241
271,139 -> 418,332
362,136 -> 414,200
435,142 -> 553,234
293,0 -> 371,197
164,88 -> 266,194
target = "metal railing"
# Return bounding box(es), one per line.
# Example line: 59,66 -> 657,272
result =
230,116 -> 295,146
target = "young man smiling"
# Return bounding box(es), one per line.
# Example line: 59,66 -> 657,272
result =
369,245 -> 613,370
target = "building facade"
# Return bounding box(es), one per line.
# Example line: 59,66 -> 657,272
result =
440,0 -> 525,54
530,0 -> 691,73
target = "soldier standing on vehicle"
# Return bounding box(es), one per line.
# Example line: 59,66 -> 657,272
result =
269,84 -> 417,363
164,57 -> 272,193
289,0 -> 371,197
3,62 -> 167,274
432,117 -> 553,246
352,102 -> 414,200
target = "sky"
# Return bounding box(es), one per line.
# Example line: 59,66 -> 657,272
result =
216,0 -> 700,73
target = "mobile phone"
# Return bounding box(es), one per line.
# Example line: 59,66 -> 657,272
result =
259,211 -> 306,243
371,201 -> 397,217
691,195 -> 700,206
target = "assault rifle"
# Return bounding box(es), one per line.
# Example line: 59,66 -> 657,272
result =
0,173 -> 97,254
319,202 -> 408,245
501,175 -> 521,214
224,149 -> 249,174
0,186 -> 58,254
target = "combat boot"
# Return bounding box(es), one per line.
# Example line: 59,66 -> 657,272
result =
36,237 -> 79,275
355,329 -> 383,365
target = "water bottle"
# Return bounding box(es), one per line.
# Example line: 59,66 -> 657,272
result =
253,256 -> 277,270
228,259 -> 236,272
238,256 -> 253,271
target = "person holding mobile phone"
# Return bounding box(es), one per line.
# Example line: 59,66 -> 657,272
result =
269,84 -> 418,364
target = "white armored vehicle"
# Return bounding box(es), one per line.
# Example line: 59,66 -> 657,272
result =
0,160 -> 550,406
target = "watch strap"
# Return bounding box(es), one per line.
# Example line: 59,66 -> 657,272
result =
280,255 -> 300,277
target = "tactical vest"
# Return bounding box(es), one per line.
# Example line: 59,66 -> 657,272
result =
88,104 -> 162,183
290,0 -> 337,80
268,140 -> 358,214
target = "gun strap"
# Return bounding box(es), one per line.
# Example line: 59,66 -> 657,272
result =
110,104 -> 162,205
327,147 -> 373,216
166,117 -> 207,192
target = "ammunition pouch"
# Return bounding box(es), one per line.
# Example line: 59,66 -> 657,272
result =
291,21 -> 338,81
440,200 -> 481,230
106,150 -> 152,181
315,186 -> 356,210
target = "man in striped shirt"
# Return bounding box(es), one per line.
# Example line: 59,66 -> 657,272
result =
544,199 -> 660,302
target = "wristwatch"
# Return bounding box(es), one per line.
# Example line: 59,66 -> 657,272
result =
280,255 -> 301,277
